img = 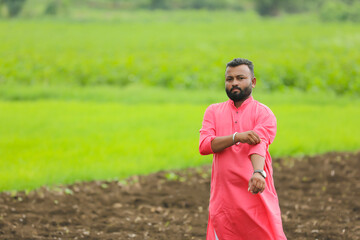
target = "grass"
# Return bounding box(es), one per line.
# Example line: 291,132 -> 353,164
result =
0,87 -> 359,191
0,101 -> 204,191
1,84 -> 359,105
1,10 -> 359,191
0,11 -> 359,94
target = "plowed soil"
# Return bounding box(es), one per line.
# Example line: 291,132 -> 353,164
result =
0,151 -> 359,240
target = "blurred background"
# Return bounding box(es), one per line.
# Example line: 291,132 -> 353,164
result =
0,0 -> 359,191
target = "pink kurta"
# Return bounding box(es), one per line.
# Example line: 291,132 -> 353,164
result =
199,96 -> 286,240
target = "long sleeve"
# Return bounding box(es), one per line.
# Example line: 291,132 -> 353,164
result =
248,107 -> 277,158
199,105 -> 216,155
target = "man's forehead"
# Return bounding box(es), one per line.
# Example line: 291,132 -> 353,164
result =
225,65 -> 251,76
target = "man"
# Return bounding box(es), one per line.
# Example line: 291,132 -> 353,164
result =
199,58 -> 287,240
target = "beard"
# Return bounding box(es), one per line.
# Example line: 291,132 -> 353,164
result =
225,83 -> 252,102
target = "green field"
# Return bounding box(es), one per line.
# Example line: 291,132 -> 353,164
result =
1,87 -> 359,191
1,11 -> 360,192
1,11 -> 359,94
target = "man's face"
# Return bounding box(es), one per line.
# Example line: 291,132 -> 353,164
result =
225,65 -> 256,102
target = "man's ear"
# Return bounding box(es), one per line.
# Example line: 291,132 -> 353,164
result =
252,77 -> 256,88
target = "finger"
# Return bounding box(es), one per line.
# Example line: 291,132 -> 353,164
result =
249,181 -> 254,191
255,134 -> 261,144
252,131 -> 260,141
249,131 -> 260,144
248,180 -> 253,192
250,183 -> 256,193
255,179 -> 261,189
258,183 -> 263,193
251,135 -> 258,145
247,139 -> 255,145
253,133 -> 261,144
253,182 -> 261,194
253,179 -> 261,192
248,135 -> 257,145
253,135 -> 260,144
245,135 -> 252,144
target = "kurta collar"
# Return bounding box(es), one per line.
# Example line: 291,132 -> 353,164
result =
228,95 -> 254,110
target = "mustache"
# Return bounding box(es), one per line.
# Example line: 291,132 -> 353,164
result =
231,86 -> 242,92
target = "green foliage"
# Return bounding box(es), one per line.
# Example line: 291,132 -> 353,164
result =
0,12 -> 359,95
3,0 -> 360,21
0,0 -> 26,17
0,88 -> 359,191
252,0 -> 328,15
347,2 -> 360,22
281,0 -> 321,14
254,0 -> 282,16
320,1 -> 349,21
319,0 -> 360,22
44,0 -> 69,15
57,0 -> 246,11
149,0 -> 167,9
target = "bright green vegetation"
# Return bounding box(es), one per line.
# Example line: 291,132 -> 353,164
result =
4,0 -> 360,23
1,11 -> 359,192
0,84 -> 358,106
1,87 -> 359,191
1,11 -> 360,94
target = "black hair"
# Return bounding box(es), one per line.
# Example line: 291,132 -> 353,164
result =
226,58 -> 254,77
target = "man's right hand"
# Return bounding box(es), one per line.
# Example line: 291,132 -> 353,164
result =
210,130 -> 261,153
236,131 -> 261,145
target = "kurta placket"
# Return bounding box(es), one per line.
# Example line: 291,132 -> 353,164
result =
199,96 -> 287,240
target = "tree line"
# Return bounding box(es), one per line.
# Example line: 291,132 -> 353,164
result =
1,0 -> 359,22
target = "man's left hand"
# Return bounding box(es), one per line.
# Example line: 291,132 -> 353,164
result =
248,173 -> 266,194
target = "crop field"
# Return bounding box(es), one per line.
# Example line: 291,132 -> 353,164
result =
2,10 -> 359,192
1,86 -> 359,192
0,11 -> 360,94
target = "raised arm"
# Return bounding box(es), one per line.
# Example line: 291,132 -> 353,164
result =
199,105 -> 262,155
211,131 -> 261,153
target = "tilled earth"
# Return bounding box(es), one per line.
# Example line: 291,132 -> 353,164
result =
0,151 -> 359,240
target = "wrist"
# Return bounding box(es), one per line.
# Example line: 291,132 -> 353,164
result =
233,132 -> 240,145
252,172 -> 262,178
253,170 -> 266,179
234,132 -> 242,144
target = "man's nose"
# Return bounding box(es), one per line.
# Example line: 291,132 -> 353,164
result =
232,79 -> 240,86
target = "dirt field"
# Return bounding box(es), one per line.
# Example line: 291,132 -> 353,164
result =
0,151 -> 359,240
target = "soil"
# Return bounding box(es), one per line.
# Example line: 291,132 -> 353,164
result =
0,151 -> 359,240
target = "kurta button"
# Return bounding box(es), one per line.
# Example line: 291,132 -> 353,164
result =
236,111 -> 238,114
235,121 -> 237,123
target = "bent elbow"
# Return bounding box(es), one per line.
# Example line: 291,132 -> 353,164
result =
199,144 -> 213,155
199,135 -> 215,155
199,146 -> 209,155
